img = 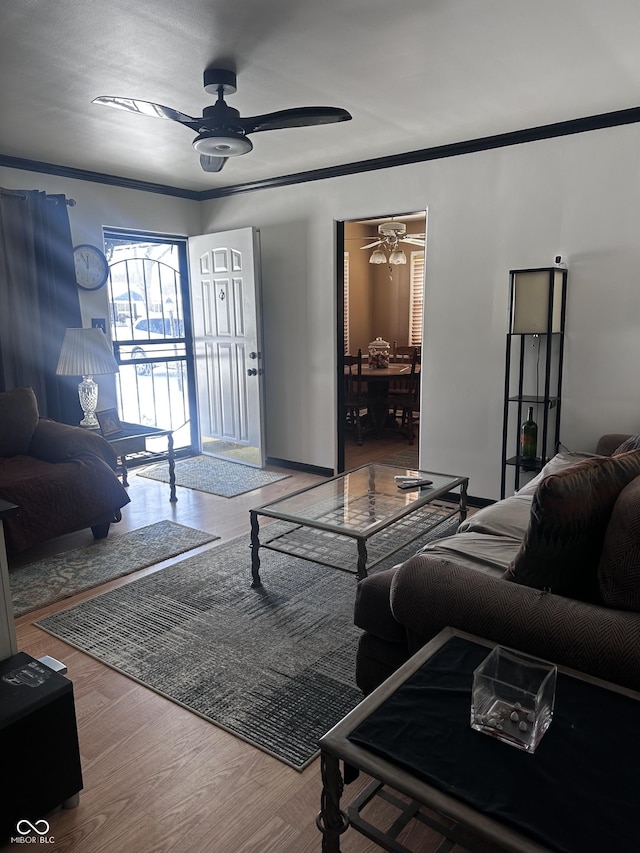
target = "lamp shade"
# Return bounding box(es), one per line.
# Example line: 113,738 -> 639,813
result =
509,269 -> 566,334
56,327 -> 119,376
388,248 -> 407,265
369,249 -> 387,264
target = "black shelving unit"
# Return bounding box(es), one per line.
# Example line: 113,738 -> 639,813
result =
500,267 -> 568,498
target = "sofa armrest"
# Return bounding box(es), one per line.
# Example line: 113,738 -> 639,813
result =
29,418 -> 118,470
390,554 -> 640,692
596,434 -> 632,456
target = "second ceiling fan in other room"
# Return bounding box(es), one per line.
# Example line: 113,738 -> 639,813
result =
361,222 -> 426,265
93,67 -> 352,173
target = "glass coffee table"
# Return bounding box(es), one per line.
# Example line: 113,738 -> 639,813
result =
249,463 -> 468,588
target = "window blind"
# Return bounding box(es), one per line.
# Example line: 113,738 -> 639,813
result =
409,251 -> 425,347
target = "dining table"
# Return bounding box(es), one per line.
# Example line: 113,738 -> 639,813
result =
355,362 -> 421,438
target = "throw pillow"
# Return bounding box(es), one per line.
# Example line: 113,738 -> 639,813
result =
598,476 -> 640,611
515,451 -> 600,496
0,387 -> 39,457
505,450 -> 640,602
612,434 -> 640,455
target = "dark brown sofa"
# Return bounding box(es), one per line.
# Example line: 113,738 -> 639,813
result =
355,435 -> 640,696
0,387 -> 130,553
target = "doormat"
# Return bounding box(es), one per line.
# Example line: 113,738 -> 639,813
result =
138,455 -> 290,497
36,515 -> 459,769
10,521 -> 218,617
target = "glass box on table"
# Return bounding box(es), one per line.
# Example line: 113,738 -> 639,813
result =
470,645 -> 557,753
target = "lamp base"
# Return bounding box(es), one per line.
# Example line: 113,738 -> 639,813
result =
79,416 -> 100,430
78,375 -> 100,429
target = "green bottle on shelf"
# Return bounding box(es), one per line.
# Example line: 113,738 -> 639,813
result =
520,406 -> 538,468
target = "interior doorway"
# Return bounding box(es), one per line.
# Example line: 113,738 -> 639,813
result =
337,210 -> 427,472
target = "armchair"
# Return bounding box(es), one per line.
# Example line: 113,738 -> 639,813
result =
0,387 -> 130,554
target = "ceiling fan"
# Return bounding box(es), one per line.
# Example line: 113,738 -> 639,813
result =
93,67 -> 352,174
361,222 -> 426,250
361,221 -> 426,265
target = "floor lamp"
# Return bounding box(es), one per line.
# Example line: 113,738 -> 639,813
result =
56,327 -> 119,428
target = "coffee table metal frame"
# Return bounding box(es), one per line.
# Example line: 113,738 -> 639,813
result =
249,464 -> 468,588
317,627 -> 640,853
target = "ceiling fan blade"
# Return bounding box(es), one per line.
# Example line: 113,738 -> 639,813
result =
401,237 -> 426,246
240,106 -> 351,134
92,96 -> 200,128
199,154 -> 228,173
360,240 -> 384,249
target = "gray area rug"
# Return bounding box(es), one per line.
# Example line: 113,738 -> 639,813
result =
36,514 -> 459,770
10,521 -> 218,617
138,455 -> 290,497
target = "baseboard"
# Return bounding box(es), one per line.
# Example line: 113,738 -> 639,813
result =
442,491 -> 492,509
266,457 -> 334,477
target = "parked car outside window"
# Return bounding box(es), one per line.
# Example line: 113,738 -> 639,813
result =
115,315 -> 185,375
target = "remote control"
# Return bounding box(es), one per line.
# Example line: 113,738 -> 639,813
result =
397,478 -> 433,490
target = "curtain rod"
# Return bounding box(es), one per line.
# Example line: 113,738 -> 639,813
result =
49,196 -> 76,206
0,188 -> 76,205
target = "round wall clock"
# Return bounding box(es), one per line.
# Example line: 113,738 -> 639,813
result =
73,244 -> 110,290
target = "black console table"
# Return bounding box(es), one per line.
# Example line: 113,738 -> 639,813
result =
0,652 -> 83,843
105,422 -> 176,501
0,500 -> 20,661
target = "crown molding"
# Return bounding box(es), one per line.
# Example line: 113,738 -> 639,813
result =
3,104 -> 640,201
0,154 -> 201,200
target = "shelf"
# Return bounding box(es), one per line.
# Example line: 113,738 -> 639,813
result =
505,456 -> 545,471
501,267 -> 567,498
507,396 -> 558,407
507,331 -> 563,338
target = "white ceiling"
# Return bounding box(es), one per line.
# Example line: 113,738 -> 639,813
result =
3,0 -> 640,194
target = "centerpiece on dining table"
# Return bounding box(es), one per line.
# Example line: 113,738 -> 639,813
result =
368,336 -> 391,368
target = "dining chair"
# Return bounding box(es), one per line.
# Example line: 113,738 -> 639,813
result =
344,348 -> 365,445
391,342 -> 421,364
386,349 -> 420,444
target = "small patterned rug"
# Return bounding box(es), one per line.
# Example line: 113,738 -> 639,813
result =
10,521 -> 218,617
138,455 -> 290,497
36,514 -> 459,770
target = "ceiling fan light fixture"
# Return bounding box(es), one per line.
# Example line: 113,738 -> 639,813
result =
369,249 -> 387,264
388,249 -> 407,265
192,132 -> 253,156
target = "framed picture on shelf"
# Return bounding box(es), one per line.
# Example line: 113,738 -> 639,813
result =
96,408 -> 123,437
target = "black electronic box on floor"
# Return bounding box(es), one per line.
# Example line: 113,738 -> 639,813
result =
0,652 -> 83,843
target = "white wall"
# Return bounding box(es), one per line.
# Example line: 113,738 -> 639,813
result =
4,120 -> 640,499
200,122 -> 640,498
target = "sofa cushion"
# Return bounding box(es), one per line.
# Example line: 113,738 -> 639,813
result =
458,494 -> 533,540
0,387 -> 39,457
420,532 -> 520,576
506,450 -> 640,602
598,476 -> 640,611
612,434 -> 640,455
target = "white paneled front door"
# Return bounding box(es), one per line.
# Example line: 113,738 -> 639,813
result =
188,227 -> 265,467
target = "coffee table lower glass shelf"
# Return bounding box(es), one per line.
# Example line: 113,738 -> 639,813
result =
249,464 -> 468,588
317,627 -> 640,852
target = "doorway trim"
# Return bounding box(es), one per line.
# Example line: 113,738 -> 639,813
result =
336,209 -> 427,473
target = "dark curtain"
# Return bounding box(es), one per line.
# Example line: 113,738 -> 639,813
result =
0,188 -> 82,423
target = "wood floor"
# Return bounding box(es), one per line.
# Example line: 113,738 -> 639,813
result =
4,435 -> 476,853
